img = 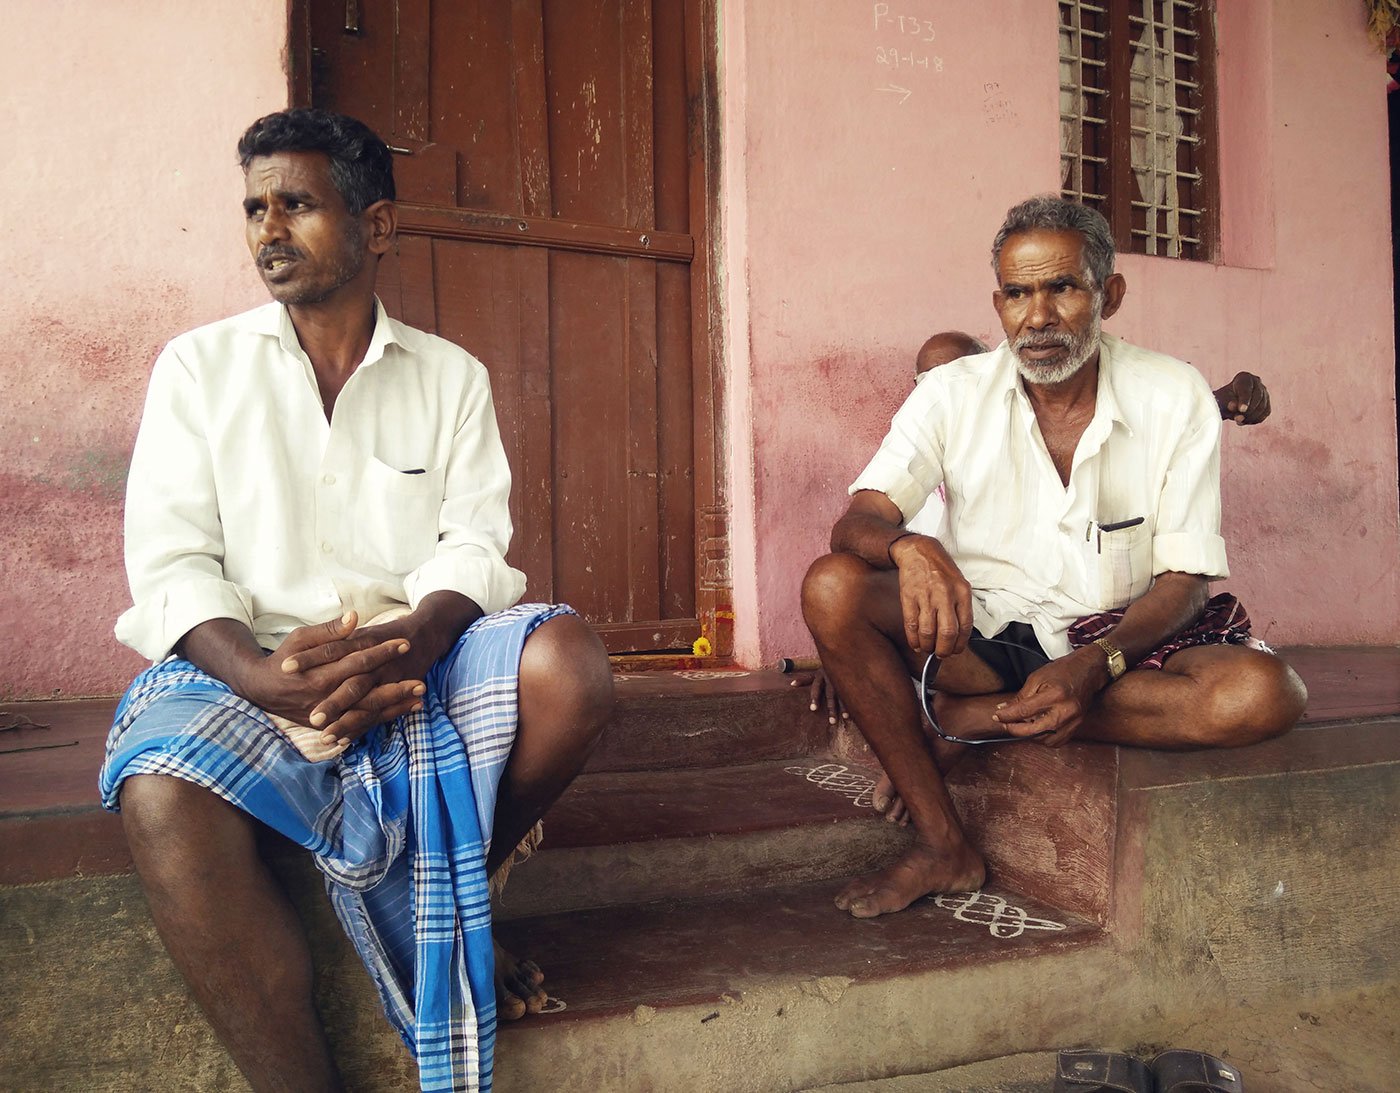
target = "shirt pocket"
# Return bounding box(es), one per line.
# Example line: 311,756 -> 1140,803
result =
352,456 -> 446,576
1093,520 -> 1153,610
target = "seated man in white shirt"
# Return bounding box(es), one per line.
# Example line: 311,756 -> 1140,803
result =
100,109 -> 613,1091
845,332 -> 1273,821
804,334 -> 1273,753
801,195 -> 1307,920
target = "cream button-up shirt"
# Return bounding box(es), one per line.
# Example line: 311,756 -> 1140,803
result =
850,334 -> 1228,658
116,299 -> 525,662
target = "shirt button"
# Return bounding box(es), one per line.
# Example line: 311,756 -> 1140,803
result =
321,542 -> 334,554
322,473 -> 336,486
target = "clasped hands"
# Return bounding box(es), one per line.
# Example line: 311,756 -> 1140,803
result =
891,534 -> 1111,746
239,611 -> 439,748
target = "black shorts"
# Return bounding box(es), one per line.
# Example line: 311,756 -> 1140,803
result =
966,622 -> 1051,691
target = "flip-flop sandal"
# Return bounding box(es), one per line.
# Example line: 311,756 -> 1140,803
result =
1054,1049 -> 1153,1092
1150,1049 -> 1244,1092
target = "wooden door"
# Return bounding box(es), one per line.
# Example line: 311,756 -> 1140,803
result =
291,0 -> 727,654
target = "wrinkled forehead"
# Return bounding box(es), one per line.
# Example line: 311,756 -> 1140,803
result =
243,150 -> 337,199
996,228 -> 1092,285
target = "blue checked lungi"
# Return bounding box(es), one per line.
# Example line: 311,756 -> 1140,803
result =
99,602 -> 573,1093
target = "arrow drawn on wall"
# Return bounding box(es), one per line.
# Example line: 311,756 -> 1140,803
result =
876,84 -> 913,104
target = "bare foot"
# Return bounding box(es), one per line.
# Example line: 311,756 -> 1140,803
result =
870,707 -> 970,827
834,840 -> 986,918
494,938 -> 546,1020
870,773 -> 909,826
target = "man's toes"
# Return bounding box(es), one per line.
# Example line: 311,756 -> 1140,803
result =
847,884 -> 913,919
498,993 -> 527,1021
506,968 -> 542,1000
847,897 -> 881,919
517,958 -> 544,988
835,877 -> 877,911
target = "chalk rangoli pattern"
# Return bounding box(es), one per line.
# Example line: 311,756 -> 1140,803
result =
933,891 -> 1067,938
783,763 -> 878,808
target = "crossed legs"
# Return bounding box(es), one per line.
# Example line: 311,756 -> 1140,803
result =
803,552 -> 1308,918
119,613 -> 613,1091
929,638 -> 1306,749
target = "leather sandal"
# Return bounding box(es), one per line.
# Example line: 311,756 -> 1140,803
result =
1055,1050 -> 1154,1092
1150,1049 -> 1244,1092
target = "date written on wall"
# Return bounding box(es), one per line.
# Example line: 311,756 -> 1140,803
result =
872,2 -> 944,92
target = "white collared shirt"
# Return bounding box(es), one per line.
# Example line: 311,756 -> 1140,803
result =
116,299 -> 525,661
850,334 -> 1227,658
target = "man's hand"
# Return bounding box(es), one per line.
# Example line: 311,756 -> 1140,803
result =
280,592 -> 482,747
1213,372 -> 1271,426
229,613 -> 424,732
889,534 -> 974,658
989,646 -> 1111,747
791,667 -> 851,726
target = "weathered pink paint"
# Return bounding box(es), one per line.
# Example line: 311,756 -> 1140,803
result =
1,1 -> 287,697
723,0 -> 1399,665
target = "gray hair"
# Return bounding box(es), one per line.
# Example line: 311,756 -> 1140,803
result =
990,195 -> 1115,288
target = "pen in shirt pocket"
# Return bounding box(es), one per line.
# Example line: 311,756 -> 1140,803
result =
1087,515 -> 1145,551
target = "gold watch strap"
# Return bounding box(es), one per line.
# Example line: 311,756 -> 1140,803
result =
1092,637 -> 1127,680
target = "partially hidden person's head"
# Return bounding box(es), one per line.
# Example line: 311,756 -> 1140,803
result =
988,195 -> 1126,387
237,109 -> 397,307
914,331 -> 990,384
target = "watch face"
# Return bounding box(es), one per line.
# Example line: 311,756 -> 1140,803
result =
1096,638 -> 1125,678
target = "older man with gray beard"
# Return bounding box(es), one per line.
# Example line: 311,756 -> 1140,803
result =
800,195 -> 1307,920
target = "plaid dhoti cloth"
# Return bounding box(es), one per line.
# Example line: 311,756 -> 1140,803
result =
1067,592 -> 1257,670
99,602 -> 573,1093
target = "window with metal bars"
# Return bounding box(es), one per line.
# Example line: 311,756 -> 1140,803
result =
1059,0 -> 1219,261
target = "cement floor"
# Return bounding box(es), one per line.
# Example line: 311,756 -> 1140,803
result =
806,982 -> 1400,1092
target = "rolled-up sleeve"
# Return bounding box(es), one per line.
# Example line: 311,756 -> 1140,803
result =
404,365 -> 526,614
115,346 -> 256,661
848,383 -> 945,523
1152,385 -> 1229,580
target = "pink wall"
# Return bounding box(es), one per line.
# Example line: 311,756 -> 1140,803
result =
1,1 -> 288,697
722,0 -> 1400,664
4,1 -> 1396,697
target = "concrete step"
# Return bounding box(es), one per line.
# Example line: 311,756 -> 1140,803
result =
490,878 -> 1103,1092
2,648 -> 1397,1092
494,759 -> 912,920
590,668 -> 825,772
491,716 -> 1400,1092
497,742 -> 1118,924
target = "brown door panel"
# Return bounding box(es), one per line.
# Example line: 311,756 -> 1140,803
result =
297,0 -> 724,654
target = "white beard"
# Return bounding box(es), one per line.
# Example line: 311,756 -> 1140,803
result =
1012,307 -> 1102,386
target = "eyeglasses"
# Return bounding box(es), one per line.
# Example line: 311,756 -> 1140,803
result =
917,644 -> 1051,745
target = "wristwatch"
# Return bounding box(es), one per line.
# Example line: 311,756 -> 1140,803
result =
1092,637 -> 1127,681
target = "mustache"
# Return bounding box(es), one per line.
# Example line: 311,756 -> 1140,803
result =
1013,332 -> 1073,351
257,246 -> 303,269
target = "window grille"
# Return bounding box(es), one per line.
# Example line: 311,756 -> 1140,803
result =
1059,0 -> 1218,261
